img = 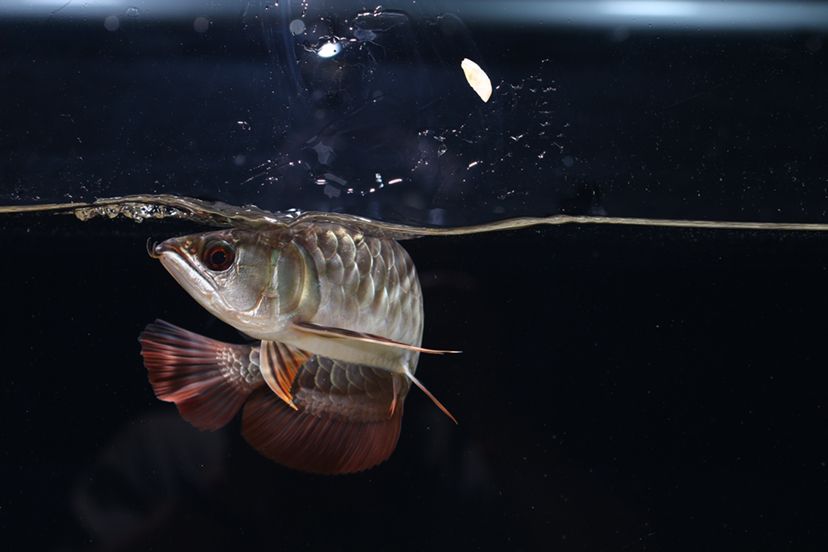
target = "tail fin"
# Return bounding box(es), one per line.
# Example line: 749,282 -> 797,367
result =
138,320 -> 262,431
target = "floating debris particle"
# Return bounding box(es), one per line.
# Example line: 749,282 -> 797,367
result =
461,58 -> 492,103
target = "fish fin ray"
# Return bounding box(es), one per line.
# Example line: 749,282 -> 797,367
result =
292,321 -> 461,354
406,370 -> 458,425
259,340 -> 310,410
388,374 -> 402,418
138,319 -> 259,430
241,387 -> 402,474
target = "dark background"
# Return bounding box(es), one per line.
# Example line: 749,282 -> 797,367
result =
0,217 -> 828,550
2,216 -> 828,551
3,1 -> 828,550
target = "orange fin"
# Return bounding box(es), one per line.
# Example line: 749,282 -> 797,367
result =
138,320 -> 261,430
259,340 -> 310,410
292,321 -> 461,354
406,371 -> 458,425
241,387 -> 403,474
388,374 -> 402,418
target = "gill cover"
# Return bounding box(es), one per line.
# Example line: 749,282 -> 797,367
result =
271,240 -> 317,316
154,230 -> 319,337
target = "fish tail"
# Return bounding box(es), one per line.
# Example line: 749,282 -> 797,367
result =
138,319 -> 262,431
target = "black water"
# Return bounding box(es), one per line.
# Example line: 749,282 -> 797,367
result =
3,1 -> 828,550
3,217 -> 828,551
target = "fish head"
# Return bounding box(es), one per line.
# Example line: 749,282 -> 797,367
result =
152,229 -> 318,337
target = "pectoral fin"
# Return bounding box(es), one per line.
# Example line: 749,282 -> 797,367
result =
292,321 -> 461,354
259,340 -> 311,410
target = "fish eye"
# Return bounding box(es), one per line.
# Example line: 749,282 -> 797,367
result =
202,241 -> 235,271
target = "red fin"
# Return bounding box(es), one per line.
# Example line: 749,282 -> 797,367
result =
292,321 -> 462,354
259,340 -> 310,411
138,320 -> 261,431
241,388 -> 403,474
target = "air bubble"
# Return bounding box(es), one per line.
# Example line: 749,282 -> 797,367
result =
194,17 -> 210,33
289,19 -> 306,35
103,15 -> 119,31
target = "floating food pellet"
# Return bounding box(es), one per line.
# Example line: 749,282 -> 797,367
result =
461,58 -> 492,103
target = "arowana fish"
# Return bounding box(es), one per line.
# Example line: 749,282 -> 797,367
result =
139,223 -> 457,474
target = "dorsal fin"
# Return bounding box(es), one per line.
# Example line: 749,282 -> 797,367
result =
292,321 -> 461,354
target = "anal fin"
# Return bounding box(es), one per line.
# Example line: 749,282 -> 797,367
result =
259,340 -> 310,410
242,387 -> 403,474
292,321 -> 461,355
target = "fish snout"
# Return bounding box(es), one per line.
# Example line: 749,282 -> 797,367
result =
147,238 -> 181,259
146,238 -> 162,259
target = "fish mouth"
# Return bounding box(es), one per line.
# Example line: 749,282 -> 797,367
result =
147,238 -> 163,259
151,240 -> 180,258
155,245 -> 223,310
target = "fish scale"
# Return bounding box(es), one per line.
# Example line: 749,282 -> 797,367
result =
214,341 -> 409,422
292,223 -> 425,368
